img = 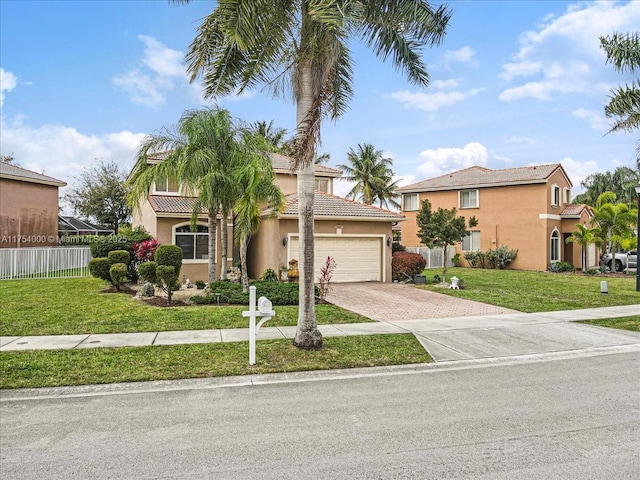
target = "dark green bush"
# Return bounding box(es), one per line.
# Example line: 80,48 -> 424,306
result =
485,246 -> 518,269
464,251 -> 487,268
155,245 -> 183,278
156,265 -> 178,303
88,258 -> 111,282
260,268 -> 279,282
109,263 -> 128,290
191,280 -> 311,305
138,261 -> 158,284
120,225 -> 153,243
108,250 -> 130,266
392,251 -> 426,281
89,236 -> 130,258
195,280 -> 206,289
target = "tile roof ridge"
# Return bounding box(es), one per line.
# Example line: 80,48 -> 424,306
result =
316,191 -> 401,215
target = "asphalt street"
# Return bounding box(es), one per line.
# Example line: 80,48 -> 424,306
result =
1,349 -> 639,479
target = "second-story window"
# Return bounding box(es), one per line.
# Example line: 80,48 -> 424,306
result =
315,178 -> 329,193
403,193 -> 418,211
460,189 -> 479,209
551,185 -> 561,207
155,176 -> 179,194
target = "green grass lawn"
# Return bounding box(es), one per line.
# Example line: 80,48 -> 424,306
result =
579,316 -> 640,332
0,334 -> 432,389
420,267 -> 639,312
0,277 -> 370,336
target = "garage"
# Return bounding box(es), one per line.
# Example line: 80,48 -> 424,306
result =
288,235 -> 384,282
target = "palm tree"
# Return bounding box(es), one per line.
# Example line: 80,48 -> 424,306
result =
176,0 -> 451,349
565,224 -> 595,272
234,152 -> 285,292
592,192 -> 637,271
251,120 -> 289,152
128,107 -> 260,283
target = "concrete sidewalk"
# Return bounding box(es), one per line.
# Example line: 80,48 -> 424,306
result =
1,305 -> 638,360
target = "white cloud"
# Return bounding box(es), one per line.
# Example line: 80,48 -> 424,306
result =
112,70 -> 169,107
499,1 -> 640,101
507,135 -> 535,144
390,88 -> 484,112
444,46 -> 476,64
431,79 -> 460,89
416,142 -> 489,179
571,108 -> 610,131
531,157 -> 598,191
0,114 -> 145,195
138,35 -> 184,77
0,68 -> 18,107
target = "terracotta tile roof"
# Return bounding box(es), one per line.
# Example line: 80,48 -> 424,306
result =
398,163 -> 565,192
148,195 -> 207,214
268,152 -> 343,177
276,192 -> 405,221
560,204 -> 593,217
0,162 -> 66,187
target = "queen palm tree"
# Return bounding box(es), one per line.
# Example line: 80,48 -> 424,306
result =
338,143 -> 400,209
234,152 -> 285,292
592,192 -> 637,271
174,0 -> 451,349
128,107 -> 262,283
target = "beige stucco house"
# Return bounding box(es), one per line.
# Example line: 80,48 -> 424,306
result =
0,163 -> 67,248
131,153 -> 404,282
398,163 -> 595,271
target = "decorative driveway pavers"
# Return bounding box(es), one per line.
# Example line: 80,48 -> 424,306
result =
326,282 -> 518,321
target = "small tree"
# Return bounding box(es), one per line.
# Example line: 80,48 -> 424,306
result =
566,224 -> 595,272
65,160 -> 131,234
138,245 -> 183,304
416,199 -> 477,283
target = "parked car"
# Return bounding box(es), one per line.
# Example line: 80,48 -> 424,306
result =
600,250 -> 637,272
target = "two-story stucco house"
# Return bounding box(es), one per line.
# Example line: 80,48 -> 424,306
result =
0,162 -> 67,248
131,152 -> 404,282
398,163 -> 595,271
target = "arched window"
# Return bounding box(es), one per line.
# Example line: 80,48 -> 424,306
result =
550,229 -> 560,262
174,224 -> 209,261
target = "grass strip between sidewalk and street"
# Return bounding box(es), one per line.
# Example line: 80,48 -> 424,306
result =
0,334 -> 432,389
419,267 -> 639,312
578,315 -> 640,332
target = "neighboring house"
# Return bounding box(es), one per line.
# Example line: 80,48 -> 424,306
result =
0,163 -> 66,248
398,163 -> 596,271
58,216 -> 114,236
130,152 -> 404,282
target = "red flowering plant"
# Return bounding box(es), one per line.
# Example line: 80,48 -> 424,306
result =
133,239 -> 158,262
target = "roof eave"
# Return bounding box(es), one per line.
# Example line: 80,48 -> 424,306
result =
398,178 -> 548,193
0,174 -> 67,187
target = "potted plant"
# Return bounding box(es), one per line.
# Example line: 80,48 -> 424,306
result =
287,259 -> 299,283
279,265 -> 289,282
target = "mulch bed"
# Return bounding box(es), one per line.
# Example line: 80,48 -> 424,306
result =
142,297 -> 190,307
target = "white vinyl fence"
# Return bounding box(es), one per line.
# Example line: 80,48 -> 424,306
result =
0,247 -> 92,280
404,246 -> 455,269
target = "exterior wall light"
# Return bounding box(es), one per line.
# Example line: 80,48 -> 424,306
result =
282,236 -> 288,247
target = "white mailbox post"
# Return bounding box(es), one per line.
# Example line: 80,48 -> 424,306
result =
242,285 -> 275,365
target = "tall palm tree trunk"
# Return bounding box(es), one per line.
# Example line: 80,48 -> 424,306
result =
240,236 -> 250,293
293,61 -> 322,349
220,209 -> 229,280
207,208 -> 217,284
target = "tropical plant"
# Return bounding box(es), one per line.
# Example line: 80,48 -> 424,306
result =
251,120 -> 289,152
600,32 -> 640,138
338,143 -> 400,209
416,199 -> 477,282
316,256 -> 336,301
565,224 -> 595,272
573,164 -> 640,206
591,192 -> 637,270
176,0 -> 451,349
128,107 -> 263,283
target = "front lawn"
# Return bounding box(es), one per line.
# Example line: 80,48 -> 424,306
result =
0,334 -> 432,389
419,267 -> 639,312
0,277 -> 370,336
579,316 -> 640,332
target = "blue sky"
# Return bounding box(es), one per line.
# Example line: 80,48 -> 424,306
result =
1,0 -> 639,205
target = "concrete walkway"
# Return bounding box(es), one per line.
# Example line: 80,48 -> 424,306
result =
2,305 -> 639,362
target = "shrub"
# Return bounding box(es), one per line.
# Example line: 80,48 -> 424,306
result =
89,235 -> 130,258
109,263 -> 128,290
452,253 -> 461,267
317,256 -> 337,301
549,261 -> 574,273
119,225 -> 153,243
132,239 -> 158,262
108,250 -> 130,266
392,251 -> 426,281
392,242 -> 406,253
88,258 -> 112,282
195,280 -> 206,289
586,269 -> 598,275
464,251 -> 486,268
260,268 -> 279,282
156,265 -> 178,304
486,246 -> 518,269
138,261 -> 158,284
191,280 -> 313,305
155,245 -> 183,279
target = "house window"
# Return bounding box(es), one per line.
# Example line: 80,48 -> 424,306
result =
175,224 -> 209,261
550,229 -> 560,262
460,189 -> 479,209
564,187 -> 571,204
315,178 -> 329,193
403,193 -> 418,211
461,231 -> 481,251
551,185 -> 561,207
155,176 -> 180,194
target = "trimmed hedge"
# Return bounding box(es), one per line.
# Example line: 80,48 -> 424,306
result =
138,261 -> 158,284
191,280 -> 317,306
392,251 -> 426,281
108,250 -> 130,266
109,263 -> 128,290
155,245 -> 183,278
88,258 -> 111,282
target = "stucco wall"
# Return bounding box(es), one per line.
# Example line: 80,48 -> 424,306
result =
0,178 -> 60,248
400,173 -> 574,271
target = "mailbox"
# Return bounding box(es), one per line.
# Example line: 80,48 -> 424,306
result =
258,296 -> 273,314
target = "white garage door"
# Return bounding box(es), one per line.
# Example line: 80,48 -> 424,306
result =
289,236 -> 382,282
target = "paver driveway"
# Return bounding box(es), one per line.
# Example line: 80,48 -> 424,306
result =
326,282 -> 518,321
